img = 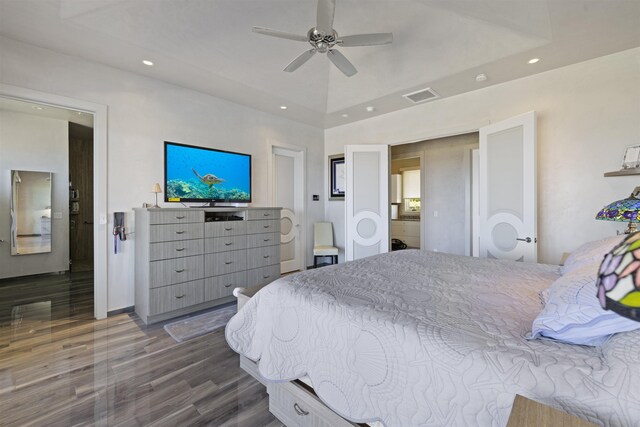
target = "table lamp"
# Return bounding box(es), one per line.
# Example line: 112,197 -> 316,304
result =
596,231 -> 640,321
151,183 -> 162,208
595,186 -> 640,234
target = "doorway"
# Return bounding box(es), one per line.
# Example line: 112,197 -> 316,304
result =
0,84 -> 108,320
390,154 -> 422,250
271,145 -> 306,273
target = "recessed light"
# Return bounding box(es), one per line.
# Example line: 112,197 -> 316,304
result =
280,105 -> 287,110
365,106 -> 375,112
528,58 -> 540,64
32,106 -> 43,110
475,73 -> 487,82
77,111 -> 83,115
142,60 -> 154,66
341,113 -> 349,118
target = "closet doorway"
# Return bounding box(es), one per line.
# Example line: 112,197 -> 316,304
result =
271,145 -> 306,274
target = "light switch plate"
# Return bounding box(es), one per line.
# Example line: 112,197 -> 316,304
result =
99,213 -> 107,225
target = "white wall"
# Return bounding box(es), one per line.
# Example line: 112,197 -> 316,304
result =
326,48 -> 640,265
0,36 -> 325,311
0,110 -> 69,277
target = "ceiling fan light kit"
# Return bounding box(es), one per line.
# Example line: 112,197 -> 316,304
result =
252,0 -> 393,77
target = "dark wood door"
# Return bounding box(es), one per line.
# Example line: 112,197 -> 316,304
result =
69,123 -> 94,272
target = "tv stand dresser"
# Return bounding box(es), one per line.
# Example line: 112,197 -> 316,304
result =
134,207 -> 281,324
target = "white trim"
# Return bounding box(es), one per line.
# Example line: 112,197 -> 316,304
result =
269,143 -> 307,272
0,84 -> 108,320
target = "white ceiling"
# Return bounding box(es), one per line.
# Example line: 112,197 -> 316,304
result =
1,0 -> 638,128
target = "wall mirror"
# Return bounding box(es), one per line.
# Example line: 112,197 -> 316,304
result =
10,170 -> 53,255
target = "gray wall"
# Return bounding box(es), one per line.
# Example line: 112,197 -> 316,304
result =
393,133 -> 479,255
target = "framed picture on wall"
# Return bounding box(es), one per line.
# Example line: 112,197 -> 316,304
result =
622,144 -> 640,169
329,154 -> 345,200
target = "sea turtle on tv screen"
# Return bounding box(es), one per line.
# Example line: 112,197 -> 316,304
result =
192,168 -> 225,188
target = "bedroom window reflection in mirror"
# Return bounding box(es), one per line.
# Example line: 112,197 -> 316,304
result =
10,170 -> 53,255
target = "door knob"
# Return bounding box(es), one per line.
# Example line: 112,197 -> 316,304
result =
516,237 -> 536,243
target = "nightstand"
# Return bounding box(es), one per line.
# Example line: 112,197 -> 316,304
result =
507,395 -> 597,427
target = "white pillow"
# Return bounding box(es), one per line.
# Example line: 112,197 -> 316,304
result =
561,235 -> 625,275
529,262 -> 640,346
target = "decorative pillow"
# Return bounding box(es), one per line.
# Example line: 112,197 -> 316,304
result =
529,262 -> 640,346
561,235 -> 625,275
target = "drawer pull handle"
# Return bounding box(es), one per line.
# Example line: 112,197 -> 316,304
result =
225,227 -> 233,231
175,215 -> 186,219
175,248 -> 186,252
175,231 -> 186,235
224,283 -> 233,288
225,261 -> 233,265
175,294 -> 186,299
263,225 -> 270,229
175,269 -> 185,273
225,242 -> 233,246
293,403 -> 309,416
263,213 -> 270,216
263,255 -> 270,259
263,239 -> 270,242
263,275 -> 270,279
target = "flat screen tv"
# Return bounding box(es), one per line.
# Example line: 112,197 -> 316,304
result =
164,141 -> 251,204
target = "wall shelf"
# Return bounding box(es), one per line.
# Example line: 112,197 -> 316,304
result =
604,168 -> 640,177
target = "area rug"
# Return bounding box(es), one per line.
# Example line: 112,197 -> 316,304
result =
164,305 -> 236,343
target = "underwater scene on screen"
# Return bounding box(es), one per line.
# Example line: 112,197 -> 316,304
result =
165,144 -> 251,202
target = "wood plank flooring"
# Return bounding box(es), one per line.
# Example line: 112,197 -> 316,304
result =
0,273 -> 281,426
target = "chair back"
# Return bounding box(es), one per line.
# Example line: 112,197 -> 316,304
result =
314,222 -> 334,247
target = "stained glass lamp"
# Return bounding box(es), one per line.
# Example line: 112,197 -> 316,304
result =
596,232 -> 640,321
595,186 -> 640,234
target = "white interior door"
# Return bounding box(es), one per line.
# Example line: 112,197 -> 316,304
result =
345,145 -> 389,261
479,111 -> 537,262
273,146 -> 305,273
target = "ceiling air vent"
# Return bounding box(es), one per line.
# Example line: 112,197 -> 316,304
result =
403,87 -> 439,104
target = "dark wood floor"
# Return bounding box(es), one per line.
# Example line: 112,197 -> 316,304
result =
0,272 -> 281,426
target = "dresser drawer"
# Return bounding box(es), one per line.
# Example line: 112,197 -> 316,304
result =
246,232 -> 279,248
205,235 -> 247,254
149,255 -> 204,288
246,264 -> 280,287
268,381 -> 355,427
205,250 -> 247,276
150,223 -> 204,243
404,221 -> 420,235
205,221 -> 247,238
247,219 -> 280,235
149,239 -> 204,261
246,245 -> 280,270
149,280 -> 204,315
247,209 -> 280,221
204,271 -> 247,301
149,210 -> 203,225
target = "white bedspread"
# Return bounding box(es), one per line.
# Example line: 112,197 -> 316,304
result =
225,250 -> 640,426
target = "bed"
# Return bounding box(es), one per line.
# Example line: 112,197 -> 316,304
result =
225,249 -> 640,426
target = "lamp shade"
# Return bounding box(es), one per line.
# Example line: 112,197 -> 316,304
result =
151,183 -> 162,194
596,232 -> 640,321
595,198 -> 640,223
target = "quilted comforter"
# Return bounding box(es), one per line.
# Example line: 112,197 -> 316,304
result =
225,250 -> 640,426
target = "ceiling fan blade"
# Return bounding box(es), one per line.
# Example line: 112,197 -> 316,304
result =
284,49 -> 317,72
316,0 -> 335,34
252,26 -> 308,42
327,49 -> 357,77
339,33 -> 393,47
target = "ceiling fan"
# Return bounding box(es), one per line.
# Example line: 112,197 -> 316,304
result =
252,0 -> 393,77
